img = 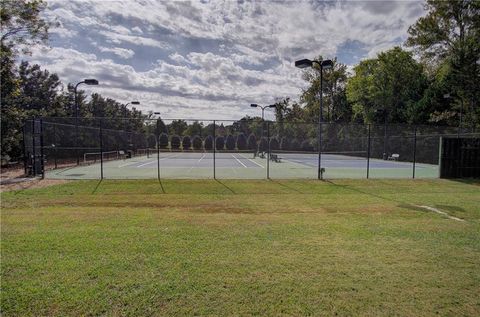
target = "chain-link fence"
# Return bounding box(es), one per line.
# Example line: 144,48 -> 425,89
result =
23,117 -> 479,180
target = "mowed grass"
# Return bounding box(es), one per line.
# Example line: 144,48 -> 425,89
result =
1,179 -> 480,316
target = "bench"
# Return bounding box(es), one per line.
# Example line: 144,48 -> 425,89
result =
270,154 -> 282,163
388,153 -> 400,161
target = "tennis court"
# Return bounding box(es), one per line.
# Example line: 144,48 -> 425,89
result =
46,149 -> 439,179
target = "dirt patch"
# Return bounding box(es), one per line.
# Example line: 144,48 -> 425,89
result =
0,178 -> 69,192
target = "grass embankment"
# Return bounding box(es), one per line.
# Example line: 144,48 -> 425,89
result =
1,179 -> 480,316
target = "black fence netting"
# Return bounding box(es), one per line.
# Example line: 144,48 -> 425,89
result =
23,117 -> 479,180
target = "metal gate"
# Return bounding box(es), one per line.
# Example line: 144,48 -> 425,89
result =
23,119 -> 44,178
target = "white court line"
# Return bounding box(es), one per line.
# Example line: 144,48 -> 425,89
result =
118,161 -> 139,168
231,154 -> 247,168
238,153 -> 264,168
137,160 -> 155,167
198,153 -> 206,162
160,153 -> 179,160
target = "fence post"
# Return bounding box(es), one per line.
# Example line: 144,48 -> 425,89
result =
267,121 -> 270,179
100,119 -> 104,179
156,120 -> 160,181
213,120 -> 216,179
53,123 -> 58,169
318,122 -> 323,180
22,124 -> 27,174
412,126 -> 417,179
40,119 -> 45,179
31,119 -> 36,176
367,124 -> 371,179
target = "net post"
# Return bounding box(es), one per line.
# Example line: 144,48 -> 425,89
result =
213,120 -> 216,179
267,121 -> 270,179
100,118 -> 104,180
412,125 -> 417,179
367,124 -> 371,179
40,118 -> 45,179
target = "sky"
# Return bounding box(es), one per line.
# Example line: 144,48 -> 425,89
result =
27,0 -> 426,120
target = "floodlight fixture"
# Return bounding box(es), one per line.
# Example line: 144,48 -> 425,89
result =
83,79 -> 99,85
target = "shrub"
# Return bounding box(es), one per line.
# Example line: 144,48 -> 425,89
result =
270,138 -> 279,150
225,135 -> 235,150
204,135 -> 213,150
301,139 -> 314,151
258,137 -> 268,152
290,139 -> 300,150
182,136 -> 191,150
215,136 -> 225,150
170,135 -> 181,149
192,136 -> 203,150
236,133 -> 247,150
159,133 -> 169,149
247,134 -> 257,151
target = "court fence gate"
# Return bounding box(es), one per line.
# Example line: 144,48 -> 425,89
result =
23,117 -> 479,180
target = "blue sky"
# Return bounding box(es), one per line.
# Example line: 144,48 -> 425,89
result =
27,0 -> 425,120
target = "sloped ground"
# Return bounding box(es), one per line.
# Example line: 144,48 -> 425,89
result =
1,179 -> 479,316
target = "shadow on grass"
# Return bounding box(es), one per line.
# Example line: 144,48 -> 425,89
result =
158,178 -> 166,194
268,179 -> 303,193
91,179 -> 103,194
214,179 -> 235,194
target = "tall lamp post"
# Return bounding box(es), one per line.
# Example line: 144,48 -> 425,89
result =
295,58 -> 333,179
73,79 -> 99,165
124,101 -> 140,131
250,103 -> 276,121
250,104 -> 276,153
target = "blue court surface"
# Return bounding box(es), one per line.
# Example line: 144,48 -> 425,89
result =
46,151 -> 439,179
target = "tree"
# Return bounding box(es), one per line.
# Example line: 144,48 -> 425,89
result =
182,136 -> 191,150
225,135 -> 235,150
215,136 -> 224,150
247,134 -> 257,151
192,136 -> 203,150
236,134 -> 247,150
300,57 -> 350,122
406,0 -> 480,127
159,133 -> 169,149
185,121 -> 203,137
170,135 -> 181,149
1,0 -> 57,56
168,120 -> 187,136
346,47 -> 428,124
204,135 -> 213,150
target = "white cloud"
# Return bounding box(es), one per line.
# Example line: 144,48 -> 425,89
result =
29,0 -> 426,120
99,47 -> 135,59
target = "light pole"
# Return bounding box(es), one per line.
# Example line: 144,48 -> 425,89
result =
73,79 -> 99,165
124,101 -> 140,131
250,103 -> 276,121
250,104 -> 276,153
295,58 -> 333,179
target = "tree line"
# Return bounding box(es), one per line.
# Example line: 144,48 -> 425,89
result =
1,0 -> 479,164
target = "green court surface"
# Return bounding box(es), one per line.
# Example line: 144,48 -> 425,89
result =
46,152 -> 439,179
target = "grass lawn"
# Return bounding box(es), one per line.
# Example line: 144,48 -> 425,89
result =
1,179 -> 480,316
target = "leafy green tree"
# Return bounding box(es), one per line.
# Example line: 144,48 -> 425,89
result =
185,121 -> 203,137
182,136 -> 191,150
192,136 -> 203,150
300,57 -> 350,122
168,120 -> 187,136
406,0 -> 480,127
225,135 -> 235,150
0,0 -> 57,56
346,47 -> 427,124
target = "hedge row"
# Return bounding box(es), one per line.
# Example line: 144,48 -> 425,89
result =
158,133 -> 316,151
